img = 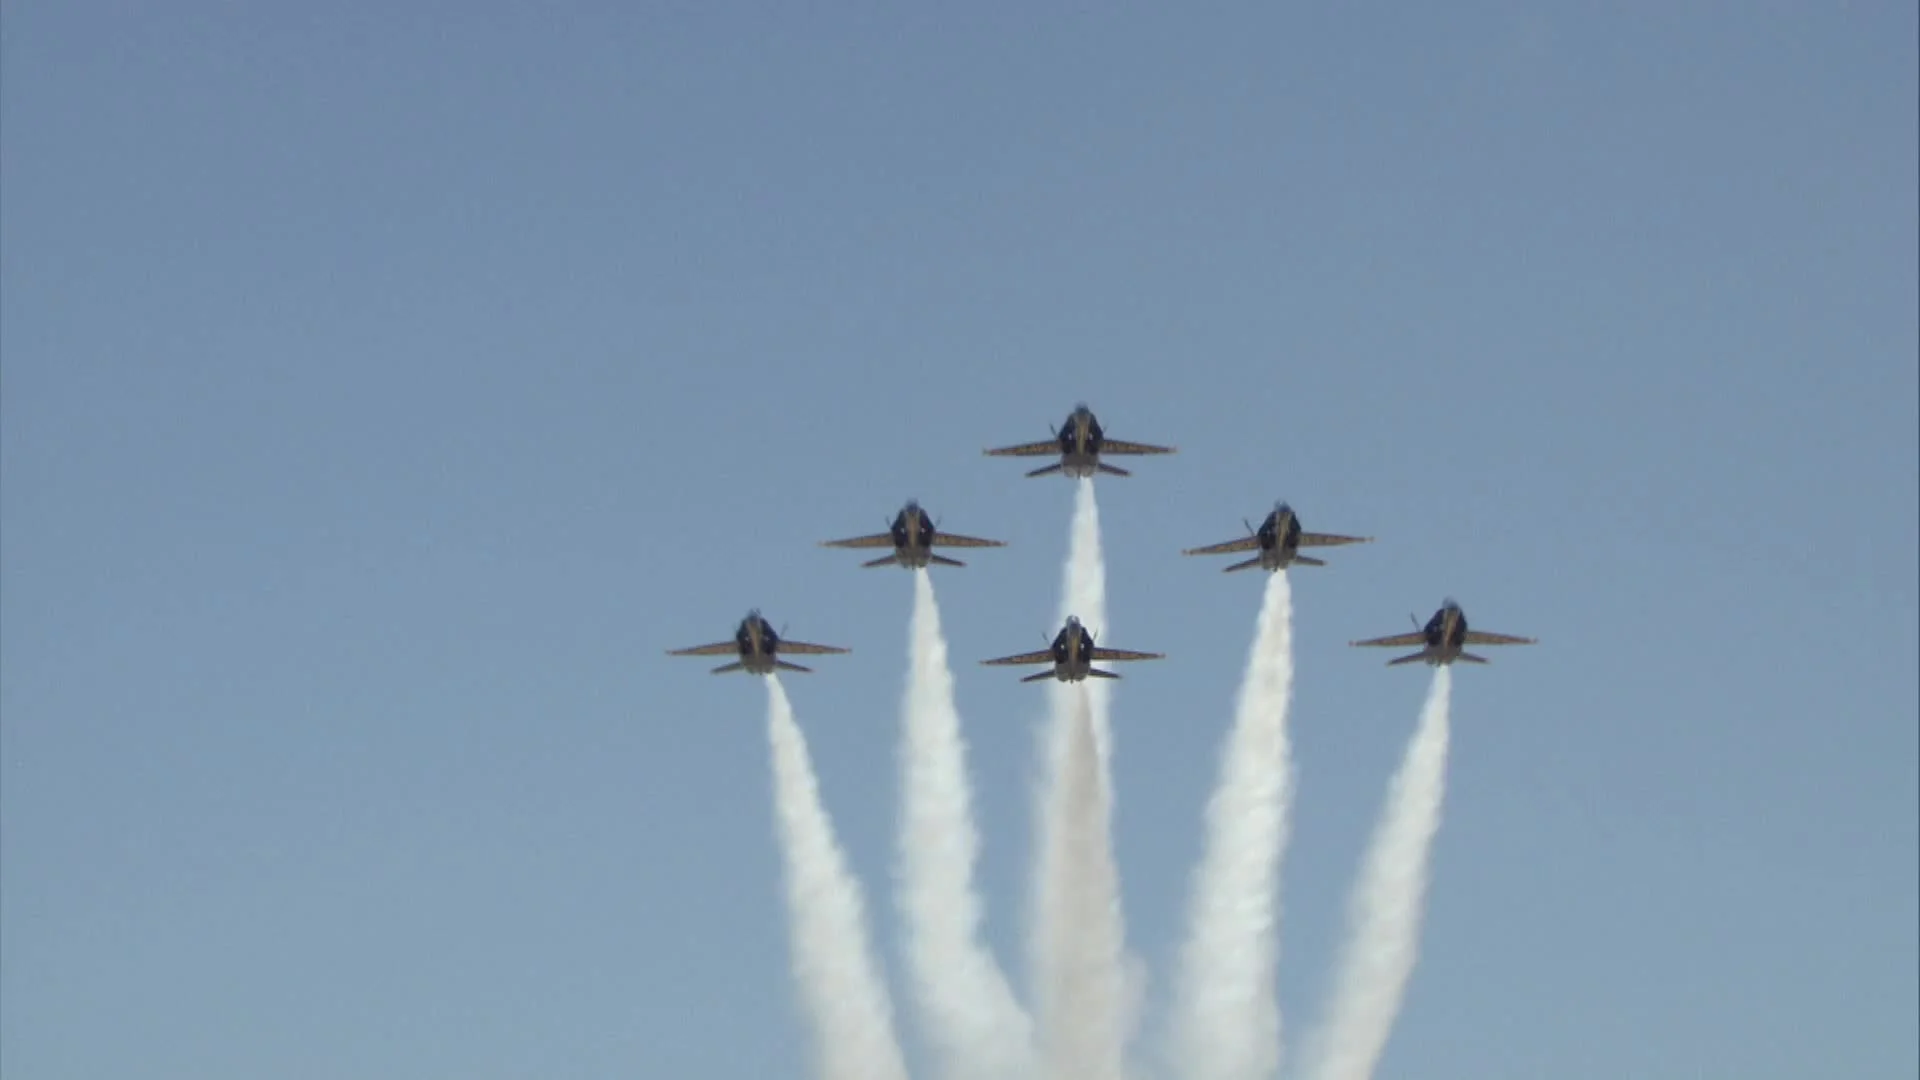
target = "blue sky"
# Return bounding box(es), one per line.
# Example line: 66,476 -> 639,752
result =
4,4 -> 1914,1078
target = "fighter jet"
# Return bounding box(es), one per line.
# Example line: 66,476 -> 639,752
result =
984,403 -> 1176,478
1349,599 -> 1536,666
1182,501 -> 1374,572
980,614 -> 1165,682
667,610 -> 851,674
819,500 -> 1008,568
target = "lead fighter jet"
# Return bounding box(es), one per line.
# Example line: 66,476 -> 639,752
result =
984,402 -> 1176,478
668,610 -> 850,674
1349,599 -> 1536,666
1182,501 -> 1374,572
819,500 -> 1007,568
980,614 -> 1165,682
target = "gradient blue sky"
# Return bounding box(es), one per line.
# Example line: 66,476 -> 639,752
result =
5,5 -> 1915,1078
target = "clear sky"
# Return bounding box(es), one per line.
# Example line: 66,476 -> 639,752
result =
4,4 -> 1914,1078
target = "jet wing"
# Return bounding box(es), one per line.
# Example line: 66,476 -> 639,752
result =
1297,532 -> 1373,548
1462,630 -> 1536,646
984,440 -> 1062,458
932,532 -> 1008,549
819,532 -> 896,549
1348,631 -> 1428,648
1182,536 -> 1261,556
980,649 -> 1057,667
776,639 -> 852,656
668,641 -> 739,657
1088,647 -> 1165,662
1099,439 -> 1176,455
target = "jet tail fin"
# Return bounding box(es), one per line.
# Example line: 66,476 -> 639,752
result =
1224,555 -> 1265,573
926,554 -> 966,568
773,660 -> 815,673
1387,651 -> 1431,667
710,662 -> 747,674
1085,667 -> 1122,679
861,554 -> 899,568
1020,670 -> 1057,683
1025,463 -> 1065,478
1456,652 -> 1490,665
1291,554 -> 1326,567
1095,462 -> 1132,477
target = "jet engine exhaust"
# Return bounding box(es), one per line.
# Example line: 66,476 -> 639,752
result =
1167,568 -> 1299,1080
897,570 -> 1034,1080
1302,668 -> 1454,1080
1030,479 -> 1133,1080
765,678 -> 911,1080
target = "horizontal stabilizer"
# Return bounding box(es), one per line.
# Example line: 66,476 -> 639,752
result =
926,553 -> 966,568
1085,667 -> 1121,679
1455,652 -> 1490,665
1224,555 -> 1265,573
1290,554 -> 1325,567
709,662 -> 747,675
1020,670 -> 1057,683
1386,651 -> 1432,667
774,660 -> 815,673
1025,463 -> 1065,479
862,553 -> 900,568
1095,462 -> 1132,477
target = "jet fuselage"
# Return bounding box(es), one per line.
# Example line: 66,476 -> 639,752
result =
1252,504 -> 1306,569
1054,406 -> 1104,478
1414,601 -> 1470,664
733,613 -> 782,674
880,502 -> 939,568
1039,616 -> 1100,681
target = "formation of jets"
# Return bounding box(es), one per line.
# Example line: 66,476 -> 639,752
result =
670,403 -> 1535,679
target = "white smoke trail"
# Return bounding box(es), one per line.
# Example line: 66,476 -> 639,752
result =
1166,569 -> 1298,1080
1302,669 -> 1455,1080
1059,479 -> 1112,765
764,678 -> 911,1080
1030,478 -> 1131,1080
1032,687 -> 1127,1080
897,570 -> 1036,1080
